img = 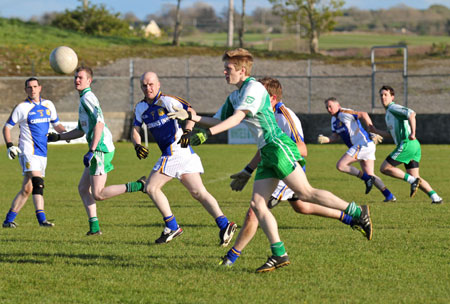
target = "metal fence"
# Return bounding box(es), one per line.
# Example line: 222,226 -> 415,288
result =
1,56 -> 449,116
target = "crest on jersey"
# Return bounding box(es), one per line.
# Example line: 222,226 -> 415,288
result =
245,96 -> 255,104
46,109 -> 51,116
26,162 -> 31,169
158,108 -> 165,116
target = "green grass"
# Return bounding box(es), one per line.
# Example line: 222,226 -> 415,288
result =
0,143 -> 449,303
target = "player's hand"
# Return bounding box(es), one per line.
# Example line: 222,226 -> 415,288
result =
230,167 -> 253,191
83,150 -> 95,167
135,144 -> 149,159
6,142 -> 21,160
167,106 -> 192,121
370,133 -> 383,145
191,129 -> 210,146
47,132 -> 61,142
317,134 -> 330,144
178,129 -> 192,148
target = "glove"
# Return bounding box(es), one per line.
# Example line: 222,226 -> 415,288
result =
178,129 -> 192,148
191,129 -> 211,146
135,144 -> 149,159
83,150 -> 95,167
47,132 -> 61,142
370,133 -> 383,145
6,142 -> 21,160
167,106 -> 192,121
230,166 -> 253,191
317,134 -> 330,144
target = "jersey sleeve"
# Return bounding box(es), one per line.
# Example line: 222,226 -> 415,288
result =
5,104 -> 25,128
133,102 -> 145,127
331,117 -> 336,132
277,106 -> 304,143
388,104 -> 414,119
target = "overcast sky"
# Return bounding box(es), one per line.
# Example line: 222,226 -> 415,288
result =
0,0 -> 448,20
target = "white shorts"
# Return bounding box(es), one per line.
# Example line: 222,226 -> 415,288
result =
153,151 -> 204,180
19,154 -> 47,176
346,142 -> 376,161
271,180 -> 295,201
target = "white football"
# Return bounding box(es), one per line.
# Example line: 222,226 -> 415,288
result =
49,46 -> 78,74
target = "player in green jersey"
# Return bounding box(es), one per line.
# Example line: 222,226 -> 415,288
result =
168,48 -> 373,273
48,66 -> 145,235
368,85 -> 443,204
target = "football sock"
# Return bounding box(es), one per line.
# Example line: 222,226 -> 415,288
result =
339,211 -> 353,225
345,202 -> 362,219
428,191 -> 440,201
4,209 -> 17,224
270,241 -> 286,257
359,172 -> 371,182
164,215 -> 178,231
35,209 -> 46,223
89,217 -> 100,233
404,173 -> 416,184
226,247 -> 241,264
382,188 -> 394,199
215,215 -> 229,230
125,181 -> 143,192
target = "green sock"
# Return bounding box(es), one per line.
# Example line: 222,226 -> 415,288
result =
89,217 -> 100,233
126,181 -> 143,192
270,241 -> 286,257
428,190 -> 436,197
345,202 -> 362,218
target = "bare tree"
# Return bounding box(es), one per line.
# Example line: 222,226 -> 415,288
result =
238,0 -> 246,47
227,0 -> 234,47
172,0 -> 182,46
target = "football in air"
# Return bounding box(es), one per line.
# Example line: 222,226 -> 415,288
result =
49,46 -> 78,74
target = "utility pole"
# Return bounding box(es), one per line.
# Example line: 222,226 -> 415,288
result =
83,0 -> 88,10
227,0 -> 234,47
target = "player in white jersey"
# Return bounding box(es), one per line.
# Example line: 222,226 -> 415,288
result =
48,67 -> 145,235
168,48 -> 372,273
220,77 -> 371,266
368,85 -> 442,204
131,71 -> 236,246
317,97 -> 396,202
2,77 -> 66,228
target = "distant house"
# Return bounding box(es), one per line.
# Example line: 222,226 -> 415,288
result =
143,20 -> 161,38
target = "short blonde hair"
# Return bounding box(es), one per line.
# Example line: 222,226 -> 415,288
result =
222,48 -> 253,76
259,77 -> 282,102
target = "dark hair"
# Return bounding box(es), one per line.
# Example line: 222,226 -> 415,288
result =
25,77 -> 40,88
324,97 -> 338,104
379,85 -> 395,96
258,77 -> 282,102
75,66 -> 93,79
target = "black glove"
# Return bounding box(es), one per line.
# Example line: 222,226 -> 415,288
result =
47,133 -> 61,142
135,144 -> 149,159
178,129 -> 192,148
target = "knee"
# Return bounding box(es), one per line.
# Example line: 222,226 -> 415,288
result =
336,162 -> 345,172
22,182 -> 33,197
291,201 -> 310,214
92,192 -> 106,201
145,183 -> 161,199
31,177 -> 44,196
245,208 -> 258,224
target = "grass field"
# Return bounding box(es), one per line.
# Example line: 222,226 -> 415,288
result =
0,143 -> 449,303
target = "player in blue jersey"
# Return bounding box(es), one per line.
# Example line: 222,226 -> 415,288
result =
2,77 -> 66,228
317,97 -> 396,202
219,77 -> 372,268
48,67 -> 145,235
168,48 -> 372,273
368,85 -> 442,204
132,71 -> 236,245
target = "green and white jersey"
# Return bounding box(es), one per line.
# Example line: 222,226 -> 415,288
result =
77,88 -> 115,153
214,77 -> 283,149
385,102 -> 414,146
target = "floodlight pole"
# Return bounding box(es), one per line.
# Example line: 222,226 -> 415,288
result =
227,0 -> 234,47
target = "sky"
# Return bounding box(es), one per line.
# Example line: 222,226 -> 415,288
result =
0,0 -> 449,20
